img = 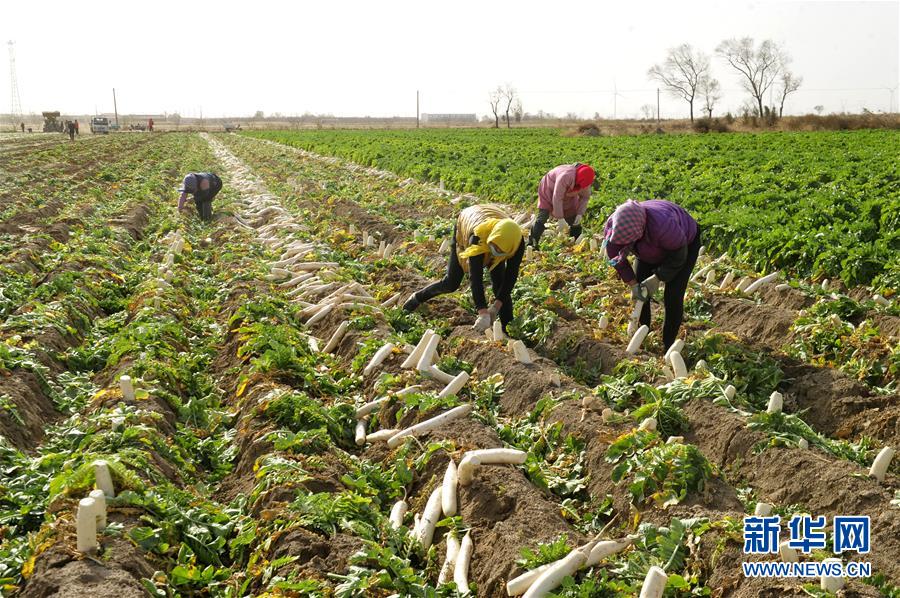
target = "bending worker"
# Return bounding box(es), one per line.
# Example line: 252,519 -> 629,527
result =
404,204 -> 525,333
178,172 -> 222,222
602,199 -> 700,350
528,163 -> 596,249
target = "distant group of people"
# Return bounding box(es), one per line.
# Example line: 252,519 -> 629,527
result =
65,120 -> 79,140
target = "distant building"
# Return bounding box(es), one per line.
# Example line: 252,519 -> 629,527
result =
420,113 -> 477,124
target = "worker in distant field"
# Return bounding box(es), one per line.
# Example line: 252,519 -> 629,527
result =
177,172 -> 222,222
528,163 -> 596,250
66,120 -> 76,141
74,120 -> 79,135
602,199 -> 700,350
404,204 -> 525,333
148,118 -> 154,132
19,122 -> 24,133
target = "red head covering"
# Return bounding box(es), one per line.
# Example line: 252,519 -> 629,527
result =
575,164 -> 596,190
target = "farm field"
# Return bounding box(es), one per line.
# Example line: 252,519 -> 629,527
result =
244,128 -> 900,291
0,130 -> 897,598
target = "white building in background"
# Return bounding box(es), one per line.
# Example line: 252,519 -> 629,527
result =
420,113 -> 477,123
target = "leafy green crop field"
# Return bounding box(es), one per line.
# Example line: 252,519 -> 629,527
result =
244,128 -> 899,289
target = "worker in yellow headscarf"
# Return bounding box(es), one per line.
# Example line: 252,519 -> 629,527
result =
404,204 -> 525,333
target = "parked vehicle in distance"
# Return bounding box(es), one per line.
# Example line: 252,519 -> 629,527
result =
90,116 -> 110,134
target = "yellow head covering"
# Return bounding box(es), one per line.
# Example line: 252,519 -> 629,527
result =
459,217 -> 523,270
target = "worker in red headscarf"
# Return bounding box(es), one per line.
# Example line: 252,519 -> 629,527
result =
528,163 -> 596,249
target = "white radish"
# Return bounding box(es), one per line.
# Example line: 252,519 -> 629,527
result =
639,566 -> 668,598
589,238 -> 598,252
669,351 -> 688,379
377,240 -> 386,257
522,547 -> 588,598
380,292 -> 402,308
507,563 -> 554,596
119,375 -> 135,401
387,404 -> 473,448
439,239 -> 451,253
704,269 -> 716,285
389,500 -> 408,529
735,277 -> 751,292
88,489 -> 107,530
779,540 -> 799,563
666,436 -> 684,444
775,283 -> 791,292
821,279 -> 829,290
873,294 -> 889,306
457,448 -> 527,486
383,243 -> 395,259
638,417 -> 657,432
415,487 -> 443,550
76,497 -> 98,553
438,532 -> 461,585
306,304 -> 333,326
427,365 -> 457,384
395,385 -> 423,397
766,391 -> 783,414
719,271 -> 735,289
93,460 -> 115,497
365,429 -> 399,442
626,325 -> 650,355
323,321 -> 349,353
869,446 -> 895,483
585,537 -> 633,566
355,419 -> 368,446
798,438 -> 809,449
363,343 -> 395,377
598,314 -> 609,329
492,319 -> 505,341
403,330 -> 436,369
820,558 -> 844,592
438,371 -> 470,399
745,271 -> 779,294
509,340 -> 532,364
454,532 -> 473,594
754,502 -> 773,516
356,397 -> 389,419
442,460 -> 458,516
415,333 -> 441,371
724,385 -> 736,400
601,408 -> 615,422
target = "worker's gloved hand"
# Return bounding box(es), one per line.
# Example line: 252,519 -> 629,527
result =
573,214 -> 583,225
643,276 -> 660,297
630,283 -> 650,303
472,312 -> 492,332
569,224 -> 583,239
487,304 -> 500,321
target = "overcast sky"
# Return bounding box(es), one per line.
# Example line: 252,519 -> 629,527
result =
3,0 -> 898,119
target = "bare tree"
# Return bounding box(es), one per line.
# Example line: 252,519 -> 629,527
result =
699,76 -> 722,118
716,37 -> 787,118
502,85 -> 518,129
814,105 -> 824,115
777,71 -> 803,117
647,44 -> 710,122
640,104 -> 655,120
488,87 -> 502,128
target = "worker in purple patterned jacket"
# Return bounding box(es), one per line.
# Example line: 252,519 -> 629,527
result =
602,199 -> 701,350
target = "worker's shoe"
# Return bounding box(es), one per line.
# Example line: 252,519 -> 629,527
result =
402,293 -> 421,312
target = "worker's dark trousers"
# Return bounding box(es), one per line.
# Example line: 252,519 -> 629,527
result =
194,176 -> 223,222
529,209 -> 582,249
635,228 -> 702,350
412,237 -> 514,328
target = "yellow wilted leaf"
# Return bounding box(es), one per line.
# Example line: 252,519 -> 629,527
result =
236,376 -> 250,398
632,510 -> 642,528
91,388 -> 110,402
183,241 -> 192,252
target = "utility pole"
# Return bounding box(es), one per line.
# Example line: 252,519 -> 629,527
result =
656,88 -> 660,123
112,88 -> 119,128
8,41 -> 23,129
416,90 -> 419,128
